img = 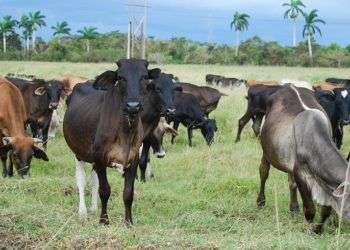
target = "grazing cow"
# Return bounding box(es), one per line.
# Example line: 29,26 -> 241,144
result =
57,73 -> 88,97
6,77 -> 64,149
326,78 -> 350,85
315,89 -> 350,149
313,82 -> 344,91
220,77 -> 245,87
258,84 -> 350,234
244,79 -> 279,88
0,78 -> 48,178
63,59 -> 160,225
180,82 -> 226,116
168,92 -> 217,147
235,84 -> 282,142
206,74 -> 223,86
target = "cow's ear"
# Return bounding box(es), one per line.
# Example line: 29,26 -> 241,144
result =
34,86 -> 46,96
93,71 -> 118,90
174,84 -> 182,92
148,68 -> 161,79
33,146 -> 49,161
0,144 -> 12,157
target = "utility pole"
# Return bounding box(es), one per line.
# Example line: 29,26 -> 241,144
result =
125,0 -> 149,59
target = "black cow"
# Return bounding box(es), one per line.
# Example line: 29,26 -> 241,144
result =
168,92 -> 217,147
326,78 -> 350,85
6,77 -> 63,149
235,84 -> 282,142
315,89 -> 350,149
206,74 -> 223,86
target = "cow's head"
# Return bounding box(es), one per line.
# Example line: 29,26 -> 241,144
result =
193,118 -> 217,146
147,73 -> 182,117
33,79 -> 63,110
92,59 -> 160,117
151,117 -> 178,158
0,137 -> 49,178
333,88 -> 350,125
333,181 -> 350,220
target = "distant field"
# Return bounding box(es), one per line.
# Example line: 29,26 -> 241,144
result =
0,61 -> 350,249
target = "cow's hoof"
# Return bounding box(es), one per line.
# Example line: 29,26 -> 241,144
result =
308,223 -> 323,235
257,196 -> 265,208
78,207 -> 87,219
99,215 -> 109,225
290,204 -> 300,214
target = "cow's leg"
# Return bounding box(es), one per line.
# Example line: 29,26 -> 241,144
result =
41,124 -> 50,151
171,122 -> 179,144
288,174 -> 299,213
187,127 -> 193,147
294,169 -> 316,229
96,165 -> 110,225
333,125 -> 343,149
257,156 -> 270,207
8,156 -> 13,177
90,168 -> 99,212
75,159 -> 87,218
139,142 -> 150,182
312,206 -> 332,234
252,113 -> 264,137
123,159 -> 138,226
1,155 -> 8,177
235,110 -> 253,142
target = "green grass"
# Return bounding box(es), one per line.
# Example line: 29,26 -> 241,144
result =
1,61 -> 350,248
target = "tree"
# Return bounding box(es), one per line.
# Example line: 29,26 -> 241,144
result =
29,11 -> 46,51
282,0 -> 306,47
77,26 -> 98,53
302,9 -> 325,63
51,21 -> 70,41
0,15 -> 17,53
19,14 -> 32,52
230,12 -> 250,57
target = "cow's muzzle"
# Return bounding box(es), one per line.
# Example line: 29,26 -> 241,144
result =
49,102 -> 59,110
126,102 -> 142,115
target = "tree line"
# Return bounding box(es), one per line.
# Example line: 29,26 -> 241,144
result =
0,1 -> 349,67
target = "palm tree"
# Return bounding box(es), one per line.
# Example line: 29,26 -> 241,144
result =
29,11 -> 46,51
77,26 -> 98,53
302,9 -> 326,63
19,14 -> 32,52
0,16 -> 17,53
230,12 -> 250,56
51,21 -> 71,41
282,0 -> 306,47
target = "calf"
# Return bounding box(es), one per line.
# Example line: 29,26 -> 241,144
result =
235,84 -> 282,142
0,78 -> 48,178
168,92 -> 217,147
180,82 -> 226,116
6,77 -> 64,149
315,89 -> 350,149
258,84 -> 350,234
63,59 -> 159,225
206,74 -> 223,86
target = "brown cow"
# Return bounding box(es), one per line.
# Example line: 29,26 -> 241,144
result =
258,84 -> 350,234
57,73 -> 88,96
244,79 -> 279,88
63,59 -> 160,225
0,78 -> 48,178
180,82 -> 226,116
313,81 -> 344,91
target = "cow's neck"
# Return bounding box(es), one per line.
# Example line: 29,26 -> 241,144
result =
141,92 -> 161,137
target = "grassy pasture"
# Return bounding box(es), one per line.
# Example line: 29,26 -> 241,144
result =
0,61 -> 350,249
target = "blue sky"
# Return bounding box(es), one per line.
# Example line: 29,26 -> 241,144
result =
1,0 -> 350,46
